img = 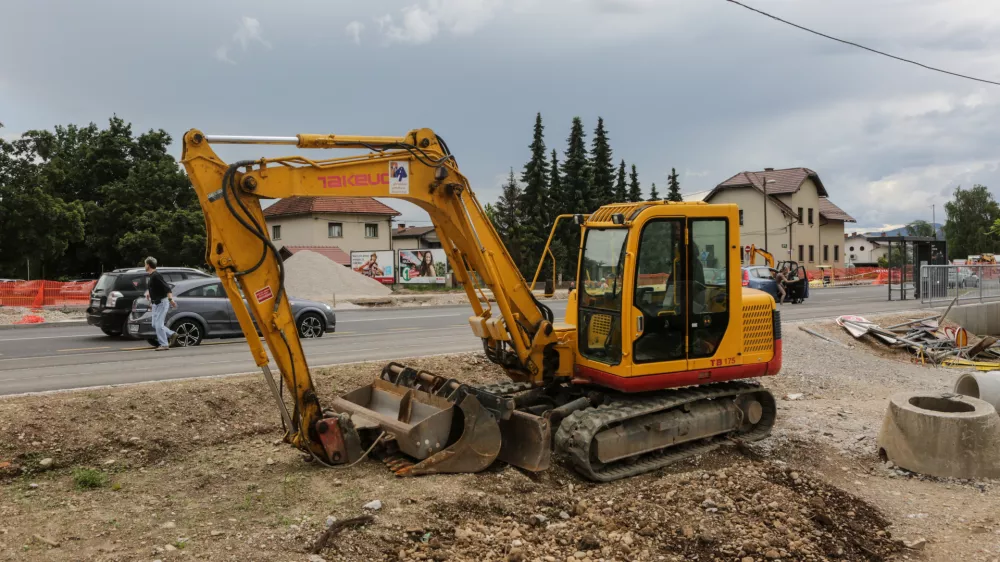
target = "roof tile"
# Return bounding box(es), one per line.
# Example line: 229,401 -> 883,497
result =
716,167 -> 828,197
818,197 -> 856,223
263,196 -> 401,218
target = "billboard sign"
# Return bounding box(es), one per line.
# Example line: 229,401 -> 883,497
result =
351,250 -> 395,285
398,249 -> 449,284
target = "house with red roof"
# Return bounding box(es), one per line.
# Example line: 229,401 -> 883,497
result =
263,196 -> 401,265
700,168 -> 855,267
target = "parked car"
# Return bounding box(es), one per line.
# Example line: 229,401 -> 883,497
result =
741,265 -> 779,300
949,267 -> 980,288
87,267 -> 212,336
126,277 -> 336,347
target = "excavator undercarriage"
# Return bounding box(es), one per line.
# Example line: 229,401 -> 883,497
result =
311,362 -> 777,481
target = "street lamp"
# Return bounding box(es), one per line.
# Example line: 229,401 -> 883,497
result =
762,176 -> 777,253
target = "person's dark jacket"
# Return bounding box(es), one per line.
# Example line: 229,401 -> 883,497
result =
147,270 -> 171,304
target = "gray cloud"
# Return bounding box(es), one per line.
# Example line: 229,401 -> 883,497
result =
1,0 -> 999,230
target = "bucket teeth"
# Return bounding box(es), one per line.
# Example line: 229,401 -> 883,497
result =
383,455 -> 415,476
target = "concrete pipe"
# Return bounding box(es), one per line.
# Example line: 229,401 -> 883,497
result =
876,392 -> 1000,480
954,371 -> 1000,415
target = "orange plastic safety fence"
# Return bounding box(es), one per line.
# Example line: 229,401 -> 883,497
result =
0,280 -> 96,308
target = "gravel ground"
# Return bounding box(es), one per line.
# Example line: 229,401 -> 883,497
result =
0,306 -> 85,325
0,312 -> 998,561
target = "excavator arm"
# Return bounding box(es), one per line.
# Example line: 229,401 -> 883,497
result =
180,129 -> 569,469
747,244 -> 775,269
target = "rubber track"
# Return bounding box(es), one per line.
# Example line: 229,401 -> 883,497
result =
554,381 -> 776,482
475,381 -> 536,396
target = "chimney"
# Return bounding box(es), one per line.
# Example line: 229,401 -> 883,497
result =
764,167 -> 774,171
397,223 -> 406,231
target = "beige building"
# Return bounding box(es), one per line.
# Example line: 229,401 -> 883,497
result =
263,196 -> 401,264
702,168 -> 856,267
392,225 -> 441,250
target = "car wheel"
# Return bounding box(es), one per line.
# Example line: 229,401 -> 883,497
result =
298,313 -> 325,339
147,338 -> 159,347
171,319 -> 204,347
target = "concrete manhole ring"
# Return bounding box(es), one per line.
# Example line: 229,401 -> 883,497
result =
876,391 -> 1000,480
954,371 -> 1000,415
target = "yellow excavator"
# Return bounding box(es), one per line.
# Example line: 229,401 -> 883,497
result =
180,128 -> 781,482
747,244 -> 775,269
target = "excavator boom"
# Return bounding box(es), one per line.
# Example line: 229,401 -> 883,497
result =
181,128 -> 780,481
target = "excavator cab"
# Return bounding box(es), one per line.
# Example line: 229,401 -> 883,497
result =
573,203 -> 753,388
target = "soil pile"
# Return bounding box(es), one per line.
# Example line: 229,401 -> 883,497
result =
283,250 -> 391,301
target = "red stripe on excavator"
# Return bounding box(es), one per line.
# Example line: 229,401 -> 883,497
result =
573,338 -> 782,393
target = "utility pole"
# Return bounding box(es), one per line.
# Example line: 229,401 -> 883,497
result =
931,204 -> 936,240
761,174 -> 776,253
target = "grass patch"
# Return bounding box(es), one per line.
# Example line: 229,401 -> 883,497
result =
72,467 -> 109,490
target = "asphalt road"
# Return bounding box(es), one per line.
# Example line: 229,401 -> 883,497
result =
0,286 -> 939,396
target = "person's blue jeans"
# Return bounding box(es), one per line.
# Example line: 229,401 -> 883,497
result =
152,299 -> 175,347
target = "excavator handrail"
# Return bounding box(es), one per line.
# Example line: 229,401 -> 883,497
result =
529,214 -> 588,295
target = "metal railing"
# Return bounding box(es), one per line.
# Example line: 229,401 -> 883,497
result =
920,265 -> 1000,305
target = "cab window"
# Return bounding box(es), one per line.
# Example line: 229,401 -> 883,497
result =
689,219 -> 729,359
632,219 -> 685,363
578,228 -> 628,365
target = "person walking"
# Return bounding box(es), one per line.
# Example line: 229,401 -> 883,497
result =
145,257 -> 178,350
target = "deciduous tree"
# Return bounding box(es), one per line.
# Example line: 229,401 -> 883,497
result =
943,185 -> 999,259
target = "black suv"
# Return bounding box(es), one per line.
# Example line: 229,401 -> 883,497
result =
87,267 -> 212,336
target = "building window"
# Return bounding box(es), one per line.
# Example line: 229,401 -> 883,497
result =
850,246 -> 855,251
328,222 -> 343,238
739,210 -> 744,226
272,225 -> 281,240
798,245 -> 804,262
859,245 -> 865,251
797,207 -> 803,224
834,245 -> 840,262
365,223 -> 379,238
808,245 -> 815,262
824,245 -> 829,262
808,208 -> 814,225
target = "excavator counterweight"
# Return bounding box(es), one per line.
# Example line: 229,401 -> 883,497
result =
181,128 -> 781,481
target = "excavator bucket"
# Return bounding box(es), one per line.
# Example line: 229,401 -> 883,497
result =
327,377 -> 502,476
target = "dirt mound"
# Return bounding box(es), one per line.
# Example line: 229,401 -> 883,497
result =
392,453 -> 900,562
283,250 -> 391,302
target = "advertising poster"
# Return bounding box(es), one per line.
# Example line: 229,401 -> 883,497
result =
398,249 -> 448,284
351,250 -> 395,285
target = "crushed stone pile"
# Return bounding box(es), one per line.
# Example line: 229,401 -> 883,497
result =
391,460 -> 900,562
282,250 -> 392,302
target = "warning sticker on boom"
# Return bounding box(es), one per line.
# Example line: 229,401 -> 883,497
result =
389,161 -> 409,194
254,286 -> 274,304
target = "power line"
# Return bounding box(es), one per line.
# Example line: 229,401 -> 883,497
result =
724,0 -> 1000,87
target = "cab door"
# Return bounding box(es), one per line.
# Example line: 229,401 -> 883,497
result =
630,217 -> 689,377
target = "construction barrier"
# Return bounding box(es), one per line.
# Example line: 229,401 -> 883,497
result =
0,280 -> 97,308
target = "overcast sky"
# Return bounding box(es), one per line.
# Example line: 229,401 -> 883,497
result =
3,0 -> 1000,232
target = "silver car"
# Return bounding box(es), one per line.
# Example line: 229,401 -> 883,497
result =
126,277 -> 336,347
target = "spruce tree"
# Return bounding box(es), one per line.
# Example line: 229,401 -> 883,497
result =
666,167 -> 682,202
518,113 -> 550,277
589,117 -> 614,208
495,168 -> 523,267
613,159 -> 628,202
628,164 -> 642,202
562,117 -> 590,213
648,182 -> 660,201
